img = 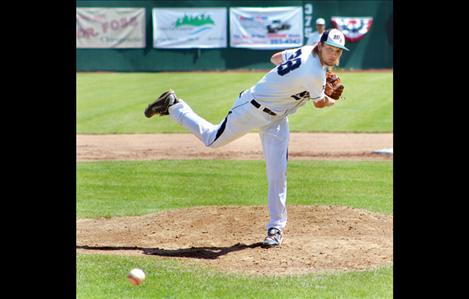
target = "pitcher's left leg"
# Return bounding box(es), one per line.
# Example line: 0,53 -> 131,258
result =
259,117 -> 289,244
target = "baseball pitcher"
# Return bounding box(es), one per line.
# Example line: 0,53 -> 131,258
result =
144,29 -> 349,248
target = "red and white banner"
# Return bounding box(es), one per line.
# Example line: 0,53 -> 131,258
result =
331,17 -> 373,42
77,8 -> 146,48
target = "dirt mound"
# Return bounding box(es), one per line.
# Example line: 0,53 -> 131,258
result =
77,205 -> 392,276
77,133 -> 393,161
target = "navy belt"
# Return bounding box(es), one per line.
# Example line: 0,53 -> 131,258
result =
250,100 -> 277,116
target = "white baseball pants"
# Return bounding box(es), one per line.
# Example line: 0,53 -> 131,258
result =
168,91 -> 289,232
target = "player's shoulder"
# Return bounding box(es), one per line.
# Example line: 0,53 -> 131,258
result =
297,45 -> 316,61
302,50 -> 325,77
300,45 -> 315,54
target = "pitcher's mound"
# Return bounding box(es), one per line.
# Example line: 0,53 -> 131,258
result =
77,205 -> 392,275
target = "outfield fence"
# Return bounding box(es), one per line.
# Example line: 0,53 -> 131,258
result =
76,0 -> 393,71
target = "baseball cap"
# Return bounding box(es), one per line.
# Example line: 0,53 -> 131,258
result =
320,29 -> 349,51
316,18 -> 325,25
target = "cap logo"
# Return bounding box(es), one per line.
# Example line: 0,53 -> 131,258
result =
321,29 -> 349,51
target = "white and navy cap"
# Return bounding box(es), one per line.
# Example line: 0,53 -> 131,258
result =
316,18 -> 325,25
320,29 -> 349,51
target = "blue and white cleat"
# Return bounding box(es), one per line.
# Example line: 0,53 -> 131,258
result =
261,227 -> 283,248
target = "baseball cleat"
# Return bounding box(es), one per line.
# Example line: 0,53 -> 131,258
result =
144,89 -> 179,118
261,227 -> 283,248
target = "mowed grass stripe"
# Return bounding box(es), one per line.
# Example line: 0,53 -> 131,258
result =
77,160 -> 392,218
77,254 -> 392,299
77,72 -> 392,134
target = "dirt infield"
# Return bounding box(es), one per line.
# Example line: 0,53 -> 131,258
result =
77,133 -> 393,161
77,205 -> 392,276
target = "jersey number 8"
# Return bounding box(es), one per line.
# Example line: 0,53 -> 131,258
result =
277,49 -> 302,76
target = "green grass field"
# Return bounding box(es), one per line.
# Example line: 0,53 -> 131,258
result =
78,254 -> 392,299
77,160 -> 392,219
77,71 -> 392,134
77,71 -> 393,298
77,160 -> 393,298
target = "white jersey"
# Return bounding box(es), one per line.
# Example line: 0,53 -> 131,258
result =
247,45 -> 327,115
306,31 -> 324,45
169,49 -> 327,237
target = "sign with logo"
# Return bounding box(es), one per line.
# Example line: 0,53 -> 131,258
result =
76,8 -> 146,48
230,7 -> 303,49
153,8 -> 227,48
331,17 -> 373,42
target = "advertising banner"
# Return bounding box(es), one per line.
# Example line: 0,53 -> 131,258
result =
76,8 -> 146,48
153,8 -> 227,48
230,7 -> 303,49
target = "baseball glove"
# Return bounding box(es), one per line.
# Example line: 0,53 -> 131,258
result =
325,71 -> 344,100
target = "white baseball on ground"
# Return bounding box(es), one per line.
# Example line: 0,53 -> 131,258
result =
128,268 -> 145,285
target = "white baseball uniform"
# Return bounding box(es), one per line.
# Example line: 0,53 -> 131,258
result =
168,45 -> 327,232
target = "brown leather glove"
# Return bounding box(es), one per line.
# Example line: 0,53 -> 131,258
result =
325,71 -> 344,100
